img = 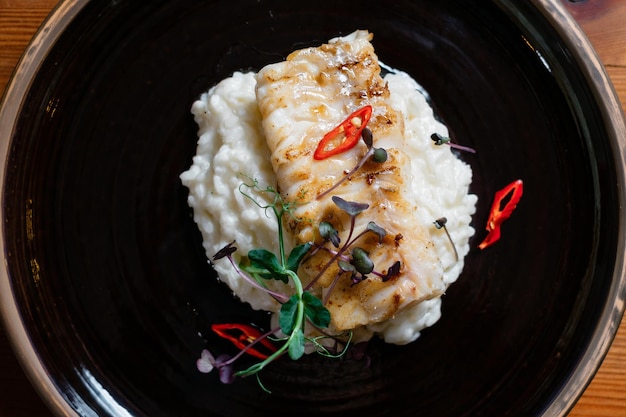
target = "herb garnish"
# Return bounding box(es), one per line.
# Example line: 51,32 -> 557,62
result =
305,196 -> 401,293
199,180 -> 372,391
196,121 -> 474,391
316,127 -> 388,200
431,132 -> 476,154
434,217 -> 459,262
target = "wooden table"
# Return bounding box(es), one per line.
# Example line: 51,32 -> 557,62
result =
1,1 -> 625,416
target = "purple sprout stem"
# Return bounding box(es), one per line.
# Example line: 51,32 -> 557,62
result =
316,147 -> 375,200
313,241 -> 390,287
441,224 -> 459,262
322,272 -> 342,305
226,255 -> 289,303
304,215 -> 357,291
217,326 -> 284,368
310,243 -> 351,263
447,142 -> 476,154
306,221 -> 386,305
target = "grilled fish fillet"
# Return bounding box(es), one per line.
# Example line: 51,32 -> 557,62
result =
255,30 -> 445,331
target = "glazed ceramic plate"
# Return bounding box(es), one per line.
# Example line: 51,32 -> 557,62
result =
1,0 -> 625,416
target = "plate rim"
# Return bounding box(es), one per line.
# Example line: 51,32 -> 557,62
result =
527,0 -> 626,414
0,1 -> 92,416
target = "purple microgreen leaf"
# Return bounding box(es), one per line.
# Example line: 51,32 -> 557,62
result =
351,247 -> 374,275
215,354 -> 236,384
372,147 -> 387,163
338,260 -> 355,273
213,241 -> 237,261
431,132 -> 450,146
382,261 -> 402,282
196,349 -> 215,373
431,132 -> 476,154
366,221 -> 387,243
332,196 -> 369,217
319,221 -> 341,248
361,127 -> 373,148
433,217 -> 447,229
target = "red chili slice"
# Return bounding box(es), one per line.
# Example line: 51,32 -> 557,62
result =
478,179 -> 523,249
313,105 -> 373,160
211,323 -> 277,360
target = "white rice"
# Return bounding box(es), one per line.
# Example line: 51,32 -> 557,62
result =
180,69 -> 477,345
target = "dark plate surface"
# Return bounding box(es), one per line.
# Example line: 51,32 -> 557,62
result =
1,0 -> 625,416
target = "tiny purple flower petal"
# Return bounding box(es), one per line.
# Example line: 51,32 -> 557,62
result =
196,349 -> 215,373
215,354 -> 235,384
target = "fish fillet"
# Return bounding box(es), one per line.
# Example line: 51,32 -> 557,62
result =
255,30 -> 445,331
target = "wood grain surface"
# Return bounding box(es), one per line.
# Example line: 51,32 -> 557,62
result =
0,0 -> 625,416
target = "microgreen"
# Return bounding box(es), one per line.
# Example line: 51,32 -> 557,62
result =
316,127 -> 388,200
202,179 -> 359,392
306,196 -> 402,295
332,195 -> 369,216
367,221 -> 387,243
199,134 -> 469,391
430,132 -> 476,154
212,241 -> 289,303
351,247 -> 374,275
197,111 -> 473,394
319,221 -> 340,248
434,217 -> 458,262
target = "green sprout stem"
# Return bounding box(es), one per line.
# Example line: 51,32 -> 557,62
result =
205,179 -> 408,390
235,269 -> 305,378
221,180 -> 330,384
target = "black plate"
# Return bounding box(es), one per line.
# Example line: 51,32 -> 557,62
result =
1,0 -> 625,416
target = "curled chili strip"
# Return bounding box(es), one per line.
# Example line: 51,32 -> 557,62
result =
478,179 -> 523,250
211,323 -> 278,360
313,105 -> 373,160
